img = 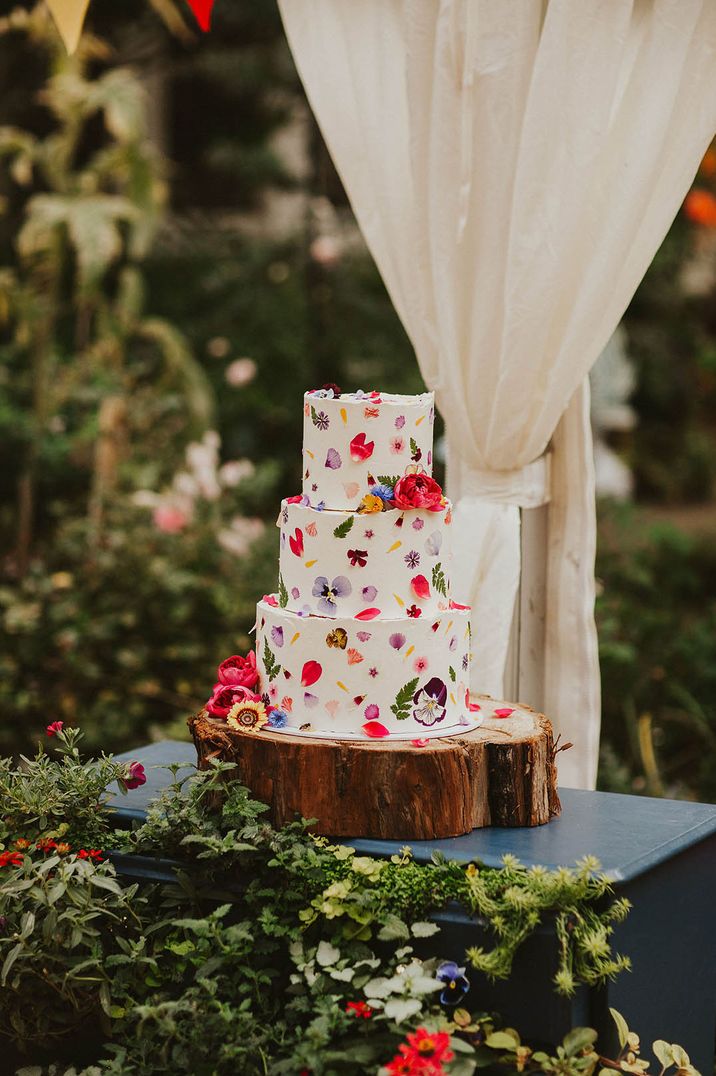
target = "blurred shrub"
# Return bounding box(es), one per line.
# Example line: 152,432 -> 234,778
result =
0,435 -> 277,758
596,501 -> 716,802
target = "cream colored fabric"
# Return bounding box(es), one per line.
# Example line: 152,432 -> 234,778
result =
278,0 -> 716,786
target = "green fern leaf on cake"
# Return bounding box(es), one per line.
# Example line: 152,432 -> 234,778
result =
449,666 -> 456,683
409,437 -> 422,462
377,475 -> 400,489
278,574 -> 288,608
432,562 -> 447,597
390,677 -> 419,721
333,516 -> 354,539
263,638 -> 282,682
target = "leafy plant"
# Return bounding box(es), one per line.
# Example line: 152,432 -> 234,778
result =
391,678 -> 419,721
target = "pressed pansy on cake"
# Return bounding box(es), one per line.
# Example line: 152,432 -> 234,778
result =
202,386 -> 479,741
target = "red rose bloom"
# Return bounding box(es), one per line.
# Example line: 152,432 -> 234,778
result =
393,473 -> 443,510
217,652 -> 258,689
206,682 -> 261,718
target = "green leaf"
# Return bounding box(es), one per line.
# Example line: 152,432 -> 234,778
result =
411,920 -> 440,938
652,1041 -> 674,1068
486,1031 -> 520,1050
383,996 -> 423,1023
377,475 -> 400,489
278,574 -> 288,608
390,677 -> 419,721
316,940 -> 341,967
610,1008 -> 630,1049
410,437 -> 421,461
2,943 -> 23,985
432,562 -> 447,597
563,1027 -> 598,1056
333,516 -> 354,539
263,638 -> 282,682
449,665 -> 456,682
377,914 -> 411,942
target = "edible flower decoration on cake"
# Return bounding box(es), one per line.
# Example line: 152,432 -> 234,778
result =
357,470 -> 446,514
226,698 -> 268,732
412,676 -> 448,726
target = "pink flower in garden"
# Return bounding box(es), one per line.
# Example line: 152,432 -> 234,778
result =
217,652 -> 259,689
153,504 -> 189,534
122,762 -> 147,790
46,721 -> 64,737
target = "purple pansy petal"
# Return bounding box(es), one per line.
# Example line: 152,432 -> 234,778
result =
449,635 -> 457,652
312,576 -> 329,598
291,587 -> 300,599
389,632 -> 406,650
357,631 -> 372,642
332,576 -> 352,598
304,692 -> 319,708
425,531 -> 442,557
325,448 -> 342,470
362,585 -> 378,602
271,626 -> 284,648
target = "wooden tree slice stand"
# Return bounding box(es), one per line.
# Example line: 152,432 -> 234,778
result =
188,696 -> 561,840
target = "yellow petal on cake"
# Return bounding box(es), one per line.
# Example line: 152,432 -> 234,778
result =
387,540 -> 402,553
405,645 -> 415,658
450,692 -> 456,705
290,632 -> 301,645
464,625 -> 471,638
415,416 -> 424,426
306,449 -> 315,459
393,594 -> 405,607
336,680 -> 349,692
340,407 -> 348,424
444,620 -> 453,635
305,559 -> 317,568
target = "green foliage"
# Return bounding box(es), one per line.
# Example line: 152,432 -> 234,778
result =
262,637 -> 281,681
432,562 -> 447,598
0,735 -> 693,1075
596,503 -> 716,801
278,571 -> 288,607
390,677 -> 419,721
333,516 -> 354,539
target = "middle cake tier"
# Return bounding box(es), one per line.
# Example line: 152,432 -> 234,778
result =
278,497 -> 453,619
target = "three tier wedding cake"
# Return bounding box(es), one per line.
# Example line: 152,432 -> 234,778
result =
205,387 -> 480,741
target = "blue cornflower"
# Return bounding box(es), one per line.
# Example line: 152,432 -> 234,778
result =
369,483 -> 395,505
267,709 -> 288,729
436,961 -> 470,1005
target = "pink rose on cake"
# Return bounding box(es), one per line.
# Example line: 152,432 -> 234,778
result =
206,682 -> 261,719
217,651 -> 259,689
393,473 -> 443,511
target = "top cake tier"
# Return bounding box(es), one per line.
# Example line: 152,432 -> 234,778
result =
302,389 -> 434,511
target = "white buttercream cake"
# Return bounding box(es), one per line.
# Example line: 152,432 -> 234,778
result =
251,387 -> 479,740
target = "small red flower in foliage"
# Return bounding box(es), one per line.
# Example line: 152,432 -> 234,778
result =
13,838 -> 31,850
403,1028 -> 454,1070
0,851 -> 24,868
46,720 -> 64,736
77,849 -> 104,862
345,1000 -> 373,1019
385,1055 -> 420,1075
393,473 -> 443,511
35,838 -> 57,853
122,761 -> 147,790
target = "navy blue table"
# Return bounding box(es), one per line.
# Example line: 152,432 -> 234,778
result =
109,741 -> 716,1070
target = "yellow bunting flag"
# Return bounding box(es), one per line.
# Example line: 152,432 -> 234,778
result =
46,0 -> 91,54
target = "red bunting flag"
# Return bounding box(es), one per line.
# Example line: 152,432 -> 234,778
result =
185,0 -> 214,31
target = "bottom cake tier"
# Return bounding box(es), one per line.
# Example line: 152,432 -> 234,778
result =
255,596 -> 478,739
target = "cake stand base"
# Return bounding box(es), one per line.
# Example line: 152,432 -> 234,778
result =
188,697 -> 562,839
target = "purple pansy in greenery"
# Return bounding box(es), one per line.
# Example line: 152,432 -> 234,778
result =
404,550 -> 420,569
267,708 -> 288,729
436,961 -> 470,1006
413,677 -> 447,726
312,575 -> 352,614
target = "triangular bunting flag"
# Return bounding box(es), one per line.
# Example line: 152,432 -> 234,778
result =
185,0 -> 214,32
46,0 -> 91,54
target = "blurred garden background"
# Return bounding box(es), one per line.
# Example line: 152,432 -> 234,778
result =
1,0 -> 715,803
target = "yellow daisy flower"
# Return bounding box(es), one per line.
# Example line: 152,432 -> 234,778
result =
227,699 -> 268,732
357,493 -> 384,514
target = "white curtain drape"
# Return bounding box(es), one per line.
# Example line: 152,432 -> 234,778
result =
278,0 -> 716,787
